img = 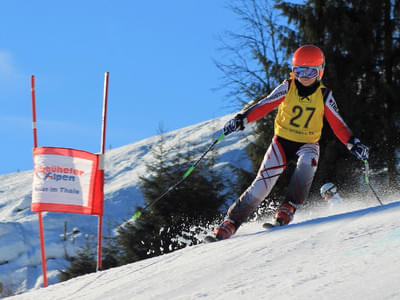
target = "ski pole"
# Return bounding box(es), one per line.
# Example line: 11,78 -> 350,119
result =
363,160 -> 383,205
132,132 -> 226,220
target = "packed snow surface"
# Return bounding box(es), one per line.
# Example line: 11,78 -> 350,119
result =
9,199 -> 400,300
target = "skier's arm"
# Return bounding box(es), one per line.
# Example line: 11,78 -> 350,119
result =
243,80 -> 288,123
324,91 -> 369,160
223,80 -> 288,136
323,91 -> 352,145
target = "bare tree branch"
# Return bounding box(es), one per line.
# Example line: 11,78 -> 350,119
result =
214,0 -> 290,109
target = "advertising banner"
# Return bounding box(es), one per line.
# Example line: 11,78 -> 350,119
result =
31,147 -> 104,216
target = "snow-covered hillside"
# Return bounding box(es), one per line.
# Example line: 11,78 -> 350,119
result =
0,114 -> 254,295
2,113 -> 400,299
8,199 -> 400,300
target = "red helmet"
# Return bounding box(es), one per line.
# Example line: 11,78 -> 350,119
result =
292,45 -> 325,80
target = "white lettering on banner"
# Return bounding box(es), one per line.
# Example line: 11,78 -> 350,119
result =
32,154 -> 94,207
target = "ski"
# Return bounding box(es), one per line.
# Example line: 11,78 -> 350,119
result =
262,222 -> 276,230
205,222 -> 278,243
203,235 -> 219,243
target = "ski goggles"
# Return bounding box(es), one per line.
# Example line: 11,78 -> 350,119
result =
292,66 -> 321,79
320,186 -> 335,198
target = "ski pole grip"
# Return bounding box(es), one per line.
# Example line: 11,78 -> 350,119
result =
183,166 -> 195,179
132,211 -> 142,219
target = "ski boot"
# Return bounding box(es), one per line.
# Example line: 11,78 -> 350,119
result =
214,218 -> 237,240
274,202 -> 296,226
263,202 -> 296,229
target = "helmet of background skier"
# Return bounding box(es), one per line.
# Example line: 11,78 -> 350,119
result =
320,182 -> 337,198
292,45 -> 325,80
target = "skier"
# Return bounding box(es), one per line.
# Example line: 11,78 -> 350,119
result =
213,45 -> 369,240
320,182 -> 344,207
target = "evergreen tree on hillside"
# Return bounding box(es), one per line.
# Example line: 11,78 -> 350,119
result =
59,234 -> 121,281
59,240 -> 97,281
116,132 -> 229,264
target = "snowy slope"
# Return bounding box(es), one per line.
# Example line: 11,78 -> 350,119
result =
8,200 -> 400,300
0,114 -> 255,294
2,112 -> 400,299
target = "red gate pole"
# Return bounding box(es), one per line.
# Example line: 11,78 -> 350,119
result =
32,75 -> 48,287
38,212 -> 48,287
31,75 -> 38,148
97,72 -> 109,271
101,72 -> 109,154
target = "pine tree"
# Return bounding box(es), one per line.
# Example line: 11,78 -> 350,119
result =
59,240 -> 97,281
59,232 -> 121,281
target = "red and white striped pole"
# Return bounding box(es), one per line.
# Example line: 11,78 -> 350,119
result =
101,72 -> 109,154
31,75 -> 48,287
31,75 -> 38,148
96,72 -> 109,271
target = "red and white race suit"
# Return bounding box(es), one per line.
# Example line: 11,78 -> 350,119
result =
227,79 -> 352,225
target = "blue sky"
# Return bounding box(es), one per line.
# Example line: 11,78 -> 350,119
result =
0,1 -> 242,174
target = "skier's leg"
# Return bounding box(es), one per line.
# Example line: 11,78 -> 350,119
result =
215,137 -> 286,239
274,142 -> 319,225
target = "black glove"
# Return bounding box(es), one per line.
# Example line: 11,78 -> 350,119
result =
347,136 -> 369,160
223,114 -> 245,136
